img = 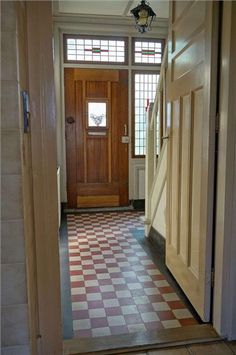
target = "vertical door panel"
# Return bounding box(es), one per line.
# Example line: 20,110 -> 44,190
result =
179,94 -> 191,264
87,138 -> 109,183
170,99 -> 180,250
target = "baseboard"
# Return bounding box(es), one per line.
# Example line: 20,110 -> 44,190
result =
63,206 -> 134,213
131,199 -> 145,210
62,202 -> 67,212
148,226 -> 166,262
62,201 -> 145,212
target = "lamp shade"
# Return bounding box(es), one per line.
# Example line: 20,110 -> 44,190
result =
130,0 -> 156,33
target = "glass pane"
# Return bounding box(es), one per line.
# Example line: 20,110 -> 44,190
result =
65,36 -> 126,63
134,39 -> 163,64
88,102 -> 107,127
67,39 -> 75,45
68,54 -> 76,60
134,73 -> 159,156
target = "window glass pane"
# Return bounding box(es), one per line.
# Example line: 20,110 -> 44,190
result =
68,54 -> 76,60
134,39 -> 163,64
134,73 -> 159,156
88,102 -> 107,127
67,39 -> 75,45
65,36 -> 126,63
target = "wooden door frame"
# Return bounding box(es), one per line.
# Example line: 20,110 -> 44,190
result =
26,1 -> 62,353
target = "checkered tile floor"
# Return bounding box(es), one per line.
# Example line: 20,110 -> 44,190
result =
67,211 -> 197,338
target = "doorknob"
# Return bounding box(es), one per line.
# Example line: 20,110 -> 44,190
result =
66,116 -> 75,124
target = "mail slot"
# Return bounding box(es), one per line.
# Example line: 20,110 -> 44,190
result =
88,131 -> 106,136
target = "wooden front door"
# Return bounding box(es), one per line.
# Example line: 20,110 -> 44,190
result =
65,68 -> 129,208
166,1 -> 218,321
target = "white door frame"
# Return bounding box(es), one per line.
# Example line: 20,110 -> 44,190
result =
213,1 -> 236,340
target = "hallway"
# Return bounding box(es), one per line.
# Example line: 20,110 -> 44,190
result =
60,211 -> 197,339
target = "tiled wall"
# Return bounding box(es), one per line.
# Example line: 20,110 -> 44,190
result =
1,2 -> 30,354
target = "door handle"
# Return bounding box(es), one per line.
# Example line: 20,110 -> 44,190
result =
66,116 -> 75,124
124,124 -> 128,136
162,135 -> 169,140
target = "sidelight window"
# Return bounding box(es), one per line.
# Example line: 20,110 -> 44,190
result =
133,72 -> 159,157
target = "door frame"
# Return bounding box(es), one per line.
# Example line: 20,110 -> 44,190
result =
25,2 -> 236,353
53,25 -> 167,207
213,0 -> 236,340
26,1 -> 62,353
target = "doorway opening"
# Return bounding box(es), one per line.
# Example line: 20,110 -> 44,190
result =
58,2 -> 220,351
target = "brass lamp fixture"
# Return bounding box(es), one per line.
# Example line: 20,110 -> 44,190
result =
130,0 -> 156,34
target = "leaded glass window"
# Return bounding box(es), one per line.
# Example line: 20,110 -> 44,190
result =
133,72 -> 159,156
133,38 -> 164,64
64,35 -> 127,64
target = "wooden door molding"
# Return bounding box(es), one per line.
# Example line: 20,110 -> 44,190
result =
166,1 -> 219,321
27,1 -> 62,353
65,68 -> 129,208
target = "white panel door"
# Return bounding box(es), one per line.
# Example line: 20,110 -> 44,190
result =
166,1 -> 218,321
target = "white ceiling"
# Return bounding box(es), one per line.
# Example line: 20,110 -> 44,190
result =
56,0 -> 169,19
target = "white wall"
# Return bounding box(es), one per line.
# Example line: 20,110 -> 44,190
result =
53,14 -> 168,203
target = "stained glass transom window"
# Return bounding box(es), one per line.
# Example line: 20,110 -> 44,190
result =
65,36 -> 126,63
134,73 -> 159,156
133,39 -> 163,64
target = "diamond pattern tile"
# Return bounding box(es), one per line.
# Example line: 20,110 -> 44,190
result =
67,211 -> 197,338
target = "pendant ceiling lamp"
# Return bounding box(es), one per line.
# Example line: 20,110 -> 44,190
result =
130,0 -> 156,34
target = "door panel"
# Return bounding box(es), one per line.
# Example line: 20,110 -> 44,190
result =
65,68 -> 128,208
166,1 -> 218,321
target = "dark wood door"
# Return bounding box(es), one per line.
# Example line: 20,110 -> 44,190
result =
65,68 -> 129,208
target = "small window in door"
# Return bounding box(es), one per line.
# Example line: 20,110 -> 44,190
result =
88,102 -> 107,127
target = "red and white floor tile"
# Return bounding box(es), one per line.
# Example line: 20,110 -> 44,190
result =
67,211 -> 197,338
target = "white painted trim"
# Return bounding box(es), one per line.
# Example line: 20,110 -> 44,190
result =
213,1 -> 236,340
134,165 -> 145,199
53,13 -> 169,30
